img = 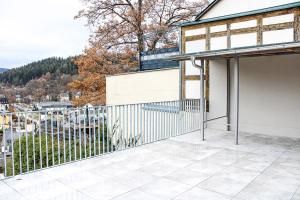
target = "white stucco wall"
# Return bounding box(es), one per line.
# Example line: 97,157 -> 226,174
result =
106,68 -> 179,105
201,0 -> 299,19
201,54 -> 300,138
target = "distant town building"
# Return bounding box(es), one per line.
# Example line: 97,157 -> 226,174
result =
59,93 -> 70,102
74,92 -> 81,99
35,101 -> 73,111
15,94 -> 22,103
140,47 -> 179,71
0,95 -> 9,111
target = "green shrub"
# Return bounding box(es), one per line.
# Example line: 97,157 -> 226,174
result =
5,127 -> 111,176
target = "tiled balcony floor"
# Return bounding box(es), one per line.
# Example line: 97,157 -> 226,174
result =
1,129 -> 300,200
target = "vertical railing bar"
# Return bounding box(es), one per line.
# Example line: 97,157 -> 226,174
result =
93,107 -> 97,156
114,105 -> 118,151
57,112 -> 60,165
68,111 -> 72,162
97,107 -> 101,155
125,105 -> 128,147
122,105 -> 125,150
63,110 -> 66,164
156,103 -> 159,140
142,104 -> 145,144
161,103 -> 164,139
116,105 -> 123,150
187,100 -> 190,132
83,108 -> 87,158
88,108 -> 91,157
169,102 -> 171,138
146,105 -> 149,144
2,112 -> 6,176
45,112 -> 49,167
102,107 -> 105,154
109,106 -> 112,152
129,104 -> 132,147
134,104 -> 136,146
109,106 -> 113,152
78,108 -> 82,159
138,104 -> 140,146
18,114 -> 22,174
149,104 -> 152,143
183,100 -> 186,134
155,103 -> 158,141
38,112 -> 42,169
32,117 -> 36,170
73,110 -> 77,160
51,111 -> 54,166
171,101 -> 174,137
10,114 -> 14,176
176,101 -> 179,136
25,113 -> 29,172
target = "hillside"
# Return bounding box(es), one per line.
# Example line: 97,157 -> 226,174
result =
0,57 -> 78,86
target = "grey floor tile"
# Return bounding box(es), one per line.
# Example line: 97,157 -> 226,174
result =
0,191 -> 27,200
139,178 -> 191,199
112,190 -> 164,200
79,178 -> 133,200
198,167 -> 259,196
236,169 -> 300,200
45,190 -> 95,200
14,180 -> 75,200
174,187 -> 232,200
110,170 -> 157,189
139,160 -> 181,177
231,159 -> 272,172
292,192 -> 300,200
164,168 -> 211,186
57,170 -> 107,190
184,160 -> 225,175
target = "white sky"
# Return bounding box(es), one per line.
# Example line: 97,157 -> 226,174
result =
0,0 -> 90,68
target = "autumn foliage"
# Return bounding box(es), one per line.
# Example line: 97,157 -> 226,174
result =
70,0 -> 208,106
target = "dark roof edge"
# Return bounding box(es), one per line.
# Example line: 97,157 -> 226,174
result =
180,1 -> 300,27
195,0 -> 222,21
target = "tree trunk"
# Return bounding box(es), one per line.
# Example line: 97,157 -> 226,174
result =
137,0 -> 144,70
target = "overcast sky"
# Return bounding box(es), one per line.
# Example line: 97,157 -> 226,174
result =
0,0 -> 90,68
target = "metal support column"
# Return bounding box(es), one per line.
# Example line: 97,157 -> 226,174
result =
233,57 -> 240,145
226,59 -> 231,131
200,60 -> 205,141
191,56 -> 205,141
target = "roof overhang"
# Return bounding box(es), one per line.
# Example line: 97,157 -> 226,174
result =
195,0 -> 221,20
181,2 -> 300,27
167,42 -> 300,61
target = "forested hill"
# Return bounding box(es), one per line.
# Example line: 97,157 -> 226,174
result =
0,57 -> 78,85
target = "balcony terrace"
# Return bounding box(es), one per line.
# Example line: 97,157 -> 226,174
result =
1,129 -> 300,200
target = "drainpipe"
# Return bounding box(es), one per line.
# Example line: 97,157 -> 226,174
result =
191,56 -> 205,141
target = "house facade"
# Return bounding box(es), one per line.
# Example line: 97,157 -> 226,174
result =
176,0 -> 300,139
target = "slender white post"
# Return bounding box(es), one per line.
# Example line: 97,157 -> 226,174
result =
191,57 -> 205,141
200,60 -> 205,141
234,57 -> 240,145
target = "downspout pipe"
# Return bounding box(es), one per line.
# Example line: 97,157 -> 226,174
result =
191,56 -> 205,141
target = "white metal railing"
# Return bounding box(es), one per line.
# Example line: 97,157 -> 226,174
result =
0,99 -> 201,178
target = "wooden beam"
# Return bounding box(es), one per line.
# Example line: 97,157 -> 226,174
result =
295,11 -> 300,41
262,22 -> 294,32
227,23 -> 231,49
185,75 -> 200,81
257,17 -> 263,45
